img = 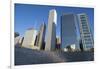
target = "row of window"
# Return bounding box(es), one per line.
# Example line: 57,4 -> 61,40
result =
82,26 -> 88,29
85,41 -> 92,44
80,15 -> 86,18
80,32 -> 90,35
82,29 -> 88,32
83,35 -> 91,38
84,38 -> 92,43
85,45 -> 92,48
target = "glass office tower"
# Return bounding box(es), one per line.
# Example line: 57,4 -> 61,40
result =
78,13 -> 94,51
61,13 -> 79,51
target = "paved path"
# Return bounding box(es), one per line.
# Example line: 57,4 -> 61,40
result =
15,46 -> 94,65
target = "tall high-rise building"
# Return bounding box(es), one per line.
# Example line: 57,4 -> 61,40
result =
14,36 -> 20,46
56,36 -> 61,50
37,23 -> 46,50
18,37 -> 24,46
61,13 -> 79,50
22,28 -> 38,49
45,9 -> 57,51
77,13 -> 94,51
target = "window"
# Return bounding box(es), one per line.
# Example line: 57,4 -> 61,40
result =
83,30 -> 89,32
84,35 -> 90,38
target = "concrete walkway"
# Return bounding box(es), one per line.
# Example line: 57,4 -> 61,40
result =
15,46 -> 94,65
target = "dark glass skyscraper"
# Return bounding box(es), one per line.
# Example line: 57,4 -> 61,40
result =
61,14 -> 79,50
78,13 -> 94,51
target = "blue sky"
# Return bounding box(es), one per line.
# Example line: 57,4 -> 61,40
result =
15,3 -> 94,38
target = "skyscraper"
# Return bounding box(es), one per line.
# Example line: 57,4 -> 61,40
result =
61,13 -> 78,50
14,36 -> 20,46
22,28 -> 38,49
77,13 -> 94,51
45,9 -> 57,51
37,23 -> 46,50
56,36 -> 61,50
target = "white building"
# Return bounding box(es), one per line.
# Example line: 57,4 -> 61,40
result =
45,9 -> 57,51
77,13 -> 94,51
22,28 -> 38,49
18,37 -> 24,45
37,23 -> 46,50
14,36 -> 20,46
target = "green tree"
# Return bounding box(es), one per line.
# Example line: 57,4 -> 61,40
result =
15,32 -> 20,38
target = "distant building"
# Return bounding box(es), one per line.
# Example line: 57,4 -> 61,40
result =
14,36 -> 20,46
56,37 -> 61,50
63,44 -> 76,52
37,23 -> 46,50
14,32 -> 21,46
45,9 -> 57,51
19,37 -> 24,46
61,13 -> 79,51
77,13 -> 94,51
22,28 -> 38,49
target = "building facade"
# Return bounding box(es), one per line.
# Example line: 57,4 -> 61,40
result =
22,28 -> 38,49
37,23 -> 46,50
14,36 -> 20,46
56,36 -> 61,50
61,13 -> 79,51
45,9 -> 57,51
77,13 -> 94,51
